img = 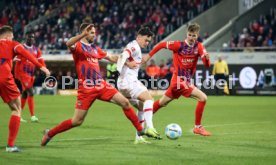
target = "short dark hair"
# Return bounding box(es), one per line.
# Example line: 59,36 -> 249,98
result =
25,31 -> 34,37
79,23 -> 94,32
137,26 -> 154,37
187,23 -> 200,33
0,25 -> 13,36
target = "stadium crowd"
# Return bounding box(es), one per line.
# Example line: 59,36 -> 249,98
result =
225,8 -> 276,51
1,0 -> 218,51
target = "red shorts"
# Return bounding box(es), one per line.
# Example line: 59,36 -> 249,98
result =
75,81 -> 118,110
0,77 -> 20,103
17,75 -> 34,91
165,76 -> 195,99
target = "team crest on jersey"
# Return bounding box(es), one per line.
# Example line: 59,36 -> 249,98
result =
131,47 -> 135,52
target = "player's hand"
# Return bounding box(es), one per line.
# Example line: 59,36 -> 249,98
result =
203,53 -> 210,60
125,61 -> 138,69
82,24 -> 94,36
40,67 -> 51,77
142,55 -> 151,64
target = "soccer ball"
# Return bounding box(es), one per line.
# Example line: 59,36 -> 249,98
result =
165,123 -> 182,140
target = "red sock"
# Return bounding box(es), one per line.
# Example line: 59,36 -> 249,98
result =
123,107 -> 143,132
153,100 -> 161,114
48,119 -> 73,138
21,97 -> 27,110
195,101 -> 206,125
8,115 -> 21,147
28,96 -> 34,116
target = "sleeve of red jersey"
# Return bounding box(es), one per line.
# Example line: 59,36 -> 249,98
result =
14,44 -> 43,68
149,41 -> 180,57
97,47 -> 107,59
37,48 -> 46,66
198,43 -> 211,68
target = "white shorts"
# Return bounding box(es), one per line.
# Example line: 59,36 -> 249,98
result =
117,78 -> 148,100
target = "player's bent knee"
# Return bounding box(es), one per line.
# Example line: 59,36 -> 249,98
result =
200,94 -> 208,102
120,98 -> 131,109
72,120 -> 84,127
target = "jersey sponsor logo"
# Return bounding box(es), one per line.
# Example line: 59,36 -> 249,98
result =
87,57 -> 98,63
181,58 -> 195,64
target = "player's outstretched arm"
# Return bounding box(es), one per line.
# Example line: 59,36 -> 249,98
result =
116,50 -> 130,73
15,45 -> 50,76
142,42 -> 168,64
66,24 -> 93,48
199,43 -> 211,68
105,54 -> 119,63
15,45 -> 43,68
201,53 -> 211,68
40,67 -> 51,77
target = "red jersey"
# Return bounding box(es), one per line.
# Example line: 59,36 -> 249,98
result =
0,39 -> 42,79
70,41 -> 107,86
149,40 -> 210,82
15,44 -> 45,78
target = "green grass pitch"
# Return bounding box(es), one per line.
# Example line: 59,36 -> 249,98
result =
1,96 -> 276,165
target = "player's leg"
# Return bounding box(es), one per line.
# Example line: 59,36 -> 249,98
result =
153,83 -> 177,114
21,90 -> 28,110
189,87 -> 211,136
26,88 -> 38,122
20,89 -> 28,122
41,109 -> 88,146
135,91 -> 162,139
107,83 -> 159,139
153,94 -> 174,114
137,91 -> 155,129
6,97 -> 22,152
131,100 -> 150,144
1,78 -> 22,152
110,92 -> 144,133
41,87 -> 95,146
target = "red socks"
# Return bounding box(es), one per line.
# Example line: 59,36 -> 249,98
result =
8,115 -> 21,147
48,119 -> 73,138
21,97 -> 27,110
195,101 -> 206,125
28,96 -> 34,116
123,107 -> 143,132
153,100 -> 161,114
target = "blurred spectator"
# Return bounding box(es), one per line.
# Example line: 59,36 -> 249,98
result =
228,8 -> 276,51
159,59 -> 169,79
146,59 -> 160,78
0,0 -> 219,51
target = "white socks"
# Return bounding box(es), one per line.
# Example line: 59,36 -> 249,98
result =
136,110 -> 144,139
143,100 -> 154,128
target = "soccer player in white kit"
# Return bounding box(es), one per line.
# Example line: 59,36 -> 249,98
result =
117,26 -> 161,144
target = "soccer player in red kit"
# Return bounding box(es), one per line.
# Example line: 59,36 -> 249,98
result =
41,23 -> 158,146
0,25 -> 50,152
143,23 -> 211,136
14,32 -> 46,122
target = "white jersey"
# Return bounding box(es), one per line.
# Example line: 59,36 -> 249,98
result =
118,40 -> 142,80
